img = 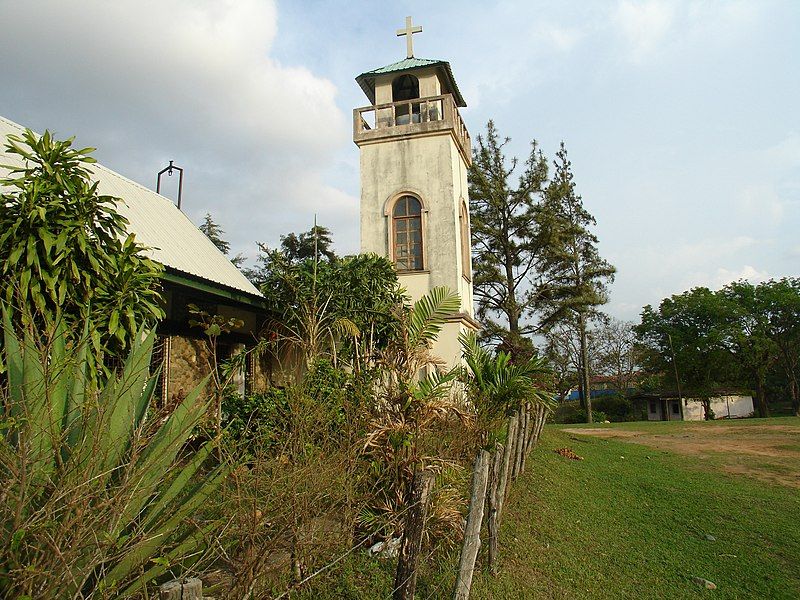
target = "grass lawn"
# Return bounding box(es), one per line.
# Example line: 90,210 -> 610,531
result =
294,418 -> 800,598
471,418 -> 800,599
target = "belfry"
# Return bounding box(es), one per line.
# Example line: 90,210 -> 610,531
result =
354,17 -> 478,367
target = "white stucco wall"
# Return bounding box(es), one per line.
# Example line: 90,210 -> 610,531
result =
359,133 -> 473,316
359,123 -> 476,369
682,395 -> 755,420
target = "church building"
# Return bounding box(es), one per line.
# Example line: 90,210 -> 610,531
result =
353,17 -> 479,367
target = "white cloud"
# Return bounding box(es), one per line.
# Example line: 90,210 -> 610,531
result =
0,0 -> 351,257
614,0 -> 676,63
710,265 -> 771,288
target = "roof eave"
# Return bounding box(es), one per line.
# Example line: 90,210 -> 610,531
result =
161,267 -> 267,311
355,60 -> 466,108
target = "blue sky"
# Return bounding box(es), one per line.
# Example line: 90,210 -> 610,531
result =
1,1 -> 798,320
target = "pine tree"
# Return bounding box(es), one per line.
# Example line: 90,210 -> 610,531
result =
468,120 -> 550,355
540,142 -> 615,422
199,213 -> 245,267
199,213 -> 230,254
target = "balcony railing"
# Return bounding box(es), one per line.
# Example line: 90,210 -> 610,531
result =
353,93 -> 471,165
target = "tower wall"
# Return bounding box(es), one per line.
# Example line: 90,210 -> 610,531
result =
359,130 -> 476,368
359,132 -> 473,316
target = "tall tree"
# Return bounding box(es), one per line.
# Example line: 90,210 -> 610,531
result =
199,212 -> 245,267
636,287 -> 742,419
540,143 -> 616,422
721,281 -> 778,418
468,121 -> 549,355
543,322 -> 581,403
245,224 -> 337,287
762,278 -> 800,416
592,317 -> 642,394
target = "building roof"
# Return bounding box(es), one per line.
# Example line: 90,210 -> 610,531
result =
355,57 -> 467,107
0,115 -> 262,299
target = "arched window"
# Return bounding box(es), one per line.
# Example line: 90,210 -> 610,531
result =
393,195 -> 423,271
460,201 -> 471,280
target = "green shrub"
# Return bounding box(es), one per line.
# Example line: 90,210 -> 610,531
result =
553,401 -> 608,424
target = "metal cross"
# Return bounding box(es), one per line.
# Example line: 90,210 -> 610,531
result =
396,16 -> 422,58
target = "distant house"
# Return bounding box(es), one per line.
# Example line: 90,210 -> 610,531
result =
630,391 -> 755,421
0,115 -> 272,403
562,371 -> 755,422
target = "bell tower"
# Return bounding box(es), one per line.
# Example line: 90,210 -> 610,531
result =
353,17 -> 477,367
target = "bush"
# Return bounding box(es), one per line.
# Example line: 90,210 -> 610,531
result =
553,401 -> 609,423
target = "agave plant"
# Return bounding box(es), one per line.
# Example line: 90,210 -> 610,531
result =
0,314 -> 227,598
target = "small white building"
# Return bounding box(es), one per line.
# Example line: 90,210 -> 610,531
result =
641,394 -> 755,421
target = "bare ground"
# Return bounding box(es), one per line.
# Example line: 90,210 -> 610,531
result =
562,423 -> 800,488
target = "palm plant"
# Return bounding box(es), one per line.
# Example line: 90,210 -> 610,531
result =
362,287 -> 470,536
0,314 -> 227,598
459,331 -> 554,445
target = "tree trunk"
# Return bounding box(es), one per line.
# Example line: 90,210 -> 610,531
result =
394,470 -> 435,600
754,371 -> 769,418
790,373 -> 800,417
454,450 -> 491,600
578,312 -> 592,423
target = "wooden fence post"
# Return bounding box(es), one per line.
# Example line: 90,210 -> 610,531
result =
486,444 -> 504,574
159,578 -> 202,600
393,469 -> 435,600
498,416 -> 516,522
510,411 -> 521,480
520,402 -> 533,475
513,408 -> 526,478
535,407 -> 547,443
454,449 -> 490,600
524,404 -> 541,455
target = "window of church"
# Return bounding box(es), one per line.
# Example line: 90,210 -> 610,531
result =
393,195 -> 424,271
460,201 -> 471,280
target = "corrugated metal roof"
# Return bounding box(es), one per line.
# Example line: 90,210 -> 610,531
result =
0,115 -> 262,298
356,57 -> 466,107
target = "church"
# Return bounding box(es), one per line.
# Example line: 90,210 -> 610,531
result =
0,16 -> 476,393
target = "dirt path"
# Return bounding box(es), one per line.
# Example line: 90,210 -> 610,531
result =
562,423 -> 800,488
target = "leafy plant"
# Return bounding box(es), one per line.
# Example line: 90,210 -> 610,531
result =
0,129 -> 163,362
0,314 -> 227,598
363,287 -> 469,537
459,331 -> 553,444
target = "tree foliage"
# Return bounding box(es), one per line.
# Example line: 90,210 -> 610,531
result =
198,212 -> 245,267
260,251 -> 406,371
245,225 -> 337,287
539,142 -> 615,422
0,129 -> 163,357
468,120 -> 549,352
636,278 -> 800,418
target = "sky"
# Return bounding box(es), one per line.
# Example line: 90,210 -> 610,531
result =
1,0 -> 798,321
